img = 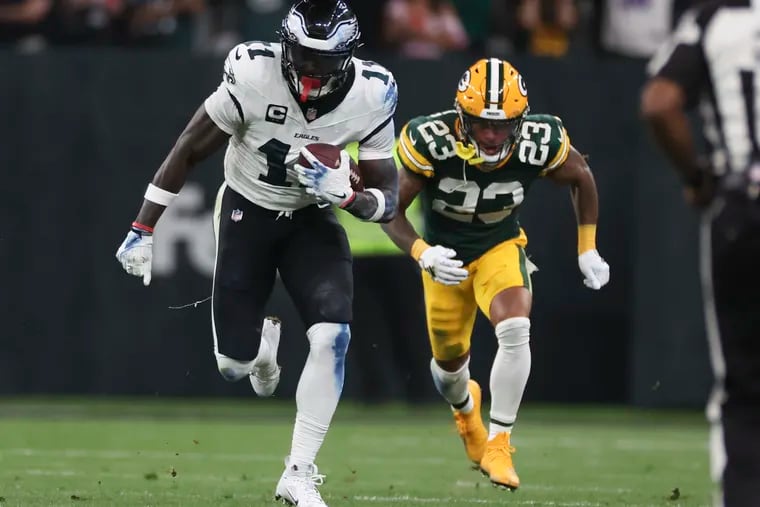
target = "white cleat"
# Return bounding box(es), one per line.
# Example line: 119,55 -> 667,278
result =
274,457 -> 327,507
250,316 -> 282,397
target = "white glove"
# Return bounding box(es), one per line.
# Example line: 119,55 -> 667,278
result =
295,148 -> 355,207
116,230 -> 153,286
578,249 -> 610,290
419,245 -> 469,285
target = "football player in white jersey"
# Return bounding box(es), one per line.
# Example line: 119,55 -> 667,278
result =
115,1 -> 398,505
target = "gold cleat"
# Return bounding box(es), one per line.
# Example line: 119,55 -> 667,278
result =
479,432 -> 520,490
453,380 -> 488,465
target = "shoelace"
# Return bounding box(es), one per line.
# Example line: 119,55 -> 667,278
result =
276,211 -> 293,220
486,443 -> 517,459
293,472 -> 326,503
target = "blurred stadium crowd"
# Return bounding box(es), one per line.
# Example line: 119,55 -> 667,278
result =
1,0 -> 695,58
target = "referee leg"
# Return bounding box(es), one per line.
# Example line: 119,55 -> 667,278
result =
708,211 -> 760,506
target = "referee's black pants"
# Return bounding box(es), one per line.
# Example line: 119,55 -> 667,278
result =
704,196 -> 760,507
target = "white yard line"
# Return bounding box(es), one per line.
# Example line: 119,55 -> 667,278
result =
21,468 -> 278,483
3,448 -> 282,462
352,495 -> 603,506
345,435 -> 705,452
2,470 -> 673,507
2,439 -> 704,465
12,469 -> 635,496
1,448 -> 447,464
454,480 -> 632,494
612,439 -> 707,452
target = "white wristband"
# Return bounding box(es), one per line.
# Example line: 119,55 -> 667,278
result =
144,183 -> 178,207
365,188 -> 386,222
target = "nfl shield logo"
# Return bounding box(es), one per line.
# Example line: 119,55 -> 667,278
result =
306,107 -> 317,121
231,209 -> 243,222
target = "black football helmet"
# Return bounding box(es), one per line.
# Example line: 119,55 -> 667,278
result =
278,0 -> 361,102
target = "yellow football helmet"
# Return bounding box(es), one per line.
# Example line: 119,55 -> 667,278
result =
455,58 -> 529,170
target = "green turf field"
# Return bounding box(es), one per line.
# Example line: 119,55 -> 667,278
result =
0,398 -> 712,507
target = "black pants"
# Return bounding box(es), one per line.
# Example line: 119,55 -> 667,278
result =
706,196 -> 760,507
212,185 -> 353,360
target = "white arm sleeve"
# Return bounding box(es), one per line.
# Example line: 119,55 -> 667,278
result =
358,118 -> 396,161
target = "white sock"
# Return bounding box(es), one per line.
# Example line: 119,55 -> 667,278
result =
289,322 -> 350,467
430,357 -> 473,414
489,317 -> 531,440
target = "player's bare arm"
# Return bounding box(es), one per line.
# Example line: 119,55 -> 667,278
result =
380,167 -> 425,253
115,104 -> 229,285
545,146 -> 599,226
641,78 -> 712,206
345,157 -> 399,222
382,164 -> 468,286
545,145 -> 609,290
135,105 -> 230,228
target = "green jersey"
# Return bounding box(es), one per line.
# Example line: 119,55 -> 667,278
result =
397,110 -> 571,264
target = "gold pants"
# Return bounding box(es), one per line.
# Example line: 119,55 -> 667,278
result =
422,230 -> 534,361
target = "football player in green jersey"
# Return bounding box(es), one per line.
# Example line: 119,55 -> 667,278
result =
382,58 -> 610,490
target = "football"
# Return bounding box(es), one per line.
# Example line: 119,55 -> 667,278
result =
299,143 -> 365,192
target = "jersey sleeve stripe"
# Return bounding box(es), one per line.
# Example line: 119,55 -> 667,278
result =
359,114 -> 394,145
398,138 -> 433,174
546,128 -> 570,170
399,126 -> 434,170
398,141 -> 432,175
227,89 -> 245,124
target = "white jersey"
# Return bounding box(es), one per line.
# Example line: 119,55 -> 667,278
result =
204,41 -> 398,211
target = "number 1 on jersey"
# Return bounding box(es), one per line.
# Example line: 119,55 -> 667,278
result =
361,61 -> 391,85
362,69 -> 389,85
258,139 -> 291,186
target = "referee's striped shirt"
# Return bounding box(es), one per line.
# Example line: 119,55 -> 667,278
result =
648,0 -> 760,177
